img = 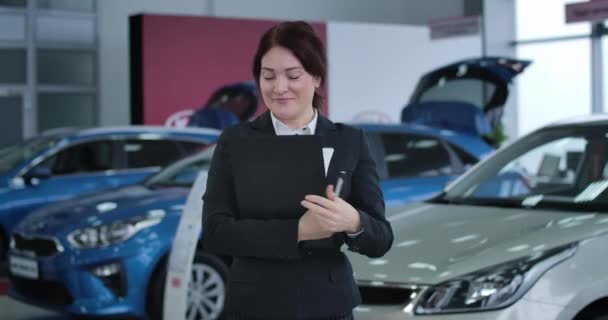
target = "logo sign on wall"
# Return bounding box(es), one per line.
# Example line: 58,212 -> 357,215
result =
566,0 -> 608,23
164,109 -> 194,128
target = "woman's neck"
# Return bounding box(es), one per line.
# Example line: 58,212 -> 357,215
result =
277,107 -> 315,129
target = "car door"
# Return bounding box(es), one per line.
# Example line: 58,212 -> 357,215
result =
368,132 -> 465,208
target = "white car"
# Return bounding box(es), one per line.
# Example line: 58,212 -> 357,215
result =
349,115 -> 608,320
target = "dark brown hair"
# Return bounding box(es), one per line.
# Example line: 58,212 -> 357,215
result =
252,21 -> 326,109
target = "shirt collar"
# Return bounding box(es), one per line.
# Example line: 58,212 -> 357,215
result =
270,109 -> 318,136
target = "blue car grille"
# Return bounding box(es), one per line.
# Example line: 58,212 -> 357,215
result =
10,276 -> 74,306
12,234 -> 61,257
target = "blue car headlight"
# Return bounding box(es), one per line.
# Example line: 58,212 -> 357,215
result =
415,243 -> 577,314
67,211 -> 165,249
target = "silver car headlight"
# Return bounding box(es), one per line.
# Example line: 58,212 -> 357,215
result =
415,243 -> 577,314
67,212 -> 165,249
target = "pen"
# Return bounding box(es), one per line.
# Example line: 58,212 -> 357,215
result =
335,171 -> 346,198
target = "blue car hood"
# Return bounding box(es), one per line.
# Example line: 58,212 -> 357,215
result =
15,185 -> 189,235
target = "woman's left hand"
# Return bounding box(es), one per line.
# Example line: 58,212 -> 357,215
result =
301,185 -> 362,234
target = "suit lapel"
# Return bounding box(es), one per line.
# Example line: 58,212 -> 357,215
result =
250,111 -> 276,135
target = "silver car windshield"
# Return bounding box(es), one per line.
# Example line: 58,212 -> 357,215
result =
0,135 -> 64,174
145,145 -> 215,188
442,126 -> 608,211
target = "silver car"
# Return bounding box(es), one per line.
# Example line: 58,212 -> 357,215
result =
349,115 -> 608,320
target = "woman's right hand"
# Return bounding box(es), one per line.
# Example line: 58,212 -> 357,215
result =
298,210 -> 333,241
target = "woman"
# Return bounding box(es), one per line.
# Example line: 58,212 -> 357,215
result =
202,21 -> 393,320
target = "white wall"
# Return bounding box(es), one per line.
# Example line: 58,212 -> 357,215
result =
514,0 -> 592,135
97,0 -> 466,125
328,22 -> 482,123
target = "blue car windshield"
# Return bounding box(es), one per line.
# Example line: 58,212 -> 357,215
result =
0,135 -> 65,174
145,146 -> 215,188
440,126 -> 608,211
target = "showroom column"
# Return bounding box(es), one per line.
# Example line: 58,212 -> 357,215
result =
482,0 -> 519,139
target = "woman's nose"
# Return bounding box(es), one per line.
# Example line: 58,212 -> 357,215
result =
273,76 -> 288,93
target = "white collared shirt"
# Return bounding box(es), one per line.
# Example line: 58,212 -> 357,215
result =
270,109 -> 318,136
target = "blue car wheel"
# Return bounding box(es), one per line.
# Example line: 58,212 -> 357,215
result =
148,252 -> 228,320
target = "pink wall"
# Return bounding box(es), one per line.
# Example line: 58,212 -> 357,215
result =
139,15 -> 327,125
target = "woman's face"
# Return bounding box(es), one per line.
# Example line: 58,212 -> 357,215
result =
259,46 -> 320,124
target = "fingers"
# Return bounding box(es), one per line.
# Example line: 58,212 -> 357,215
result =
301,199 -> 333,217
304,194 -> 336,209
326,184 -> 337,201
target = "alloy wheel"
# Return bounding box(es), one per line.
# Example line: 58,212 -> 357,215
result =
186,262 -> 226,320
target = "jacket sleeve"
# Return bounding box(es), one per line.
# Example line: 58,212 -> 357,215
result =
344,129 -> 394,258
201,129 -> 302,261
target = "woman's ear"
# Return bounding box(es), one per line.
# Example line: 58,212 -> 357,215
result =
314,76 -> 321,89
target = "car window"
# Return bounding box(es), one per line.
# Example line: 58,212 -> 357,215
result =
0,134 -> 64,174
418,78 -> 496,109
442,126 -> 608,209
380,133 -> 453,178
449,143 -> 479,169
38,140 -> 113,175
179,141 -> 209,156
468,137 -> 586,199
122,139 -> 182,169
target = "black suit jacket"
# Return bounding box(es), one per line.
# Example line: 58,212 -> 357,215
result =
201,111 -> 393,319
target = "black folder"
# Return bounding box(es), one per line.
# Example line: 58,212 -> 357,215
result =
229,135 -> 327,219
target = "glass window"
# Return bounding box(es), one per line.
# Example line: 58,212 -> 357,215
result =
380,133 -> 453,178
0,0 -> 26,7
122,139 -> 182,169
0,95 -> 23,148
0,49 -> 26,83
179,141 -> 209,156
36,0 -> 95,12
0,12 -> 26,41
450,143 -> 479,169
146,146 -> 216,188
419,78 -> 495,109
444,126 -> 608,209
36,14 -> 95,45
37,93 -> 96,131
38,50 -> 95,85
41,140 -> 113,175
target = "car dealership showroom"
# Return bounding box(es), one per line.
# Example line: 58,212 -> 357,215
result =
2,0 -> 608,319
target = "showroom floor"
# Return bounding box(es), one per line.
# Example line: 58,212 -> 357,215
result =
0,296 -> 65,320
0,272 -> 67,320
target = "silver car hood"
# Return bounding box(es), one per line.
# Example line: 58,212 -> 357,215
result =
347,203 -> 608,285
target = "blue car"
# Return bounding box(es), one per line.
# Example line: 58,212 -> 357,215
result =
7,57 -> 529,320
0,126 -> 220,261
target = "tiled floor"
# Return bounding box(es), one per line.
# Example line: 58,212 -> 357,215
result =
0,296 -> 66,320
